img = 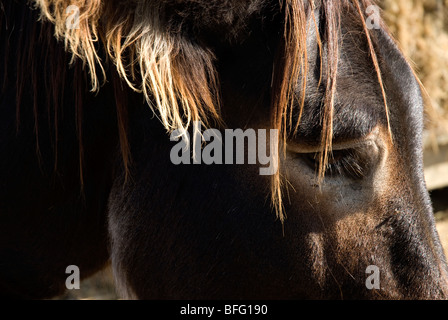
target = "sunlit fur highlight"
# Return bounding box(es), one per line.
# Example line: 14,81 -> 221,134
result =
32,0 -> 392,223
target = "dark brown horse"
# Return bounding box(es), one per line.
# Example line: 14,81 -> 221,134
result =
1,0 -> 447,299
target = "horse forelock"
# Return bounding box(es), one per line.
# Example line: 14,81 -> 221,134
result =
271,0 -> 393,221
28,0 -> 396,222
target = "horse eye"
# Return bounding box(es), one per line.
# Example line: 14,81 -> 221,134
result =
301,148 -> 367,180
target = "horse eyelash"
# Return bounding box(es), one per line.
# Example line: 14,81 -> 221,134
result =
301,149 -> 367,180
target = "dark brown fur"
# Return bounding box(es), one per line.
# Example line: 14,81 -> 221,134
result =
1,0 -> 447,299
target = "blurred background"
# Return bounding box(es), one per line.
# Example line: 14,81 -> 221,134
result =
56,0 -> 448,299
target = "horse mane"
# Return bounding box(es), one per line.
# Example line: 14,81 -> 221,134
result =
3,0 -> 391,222
272,0 -> 391,221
